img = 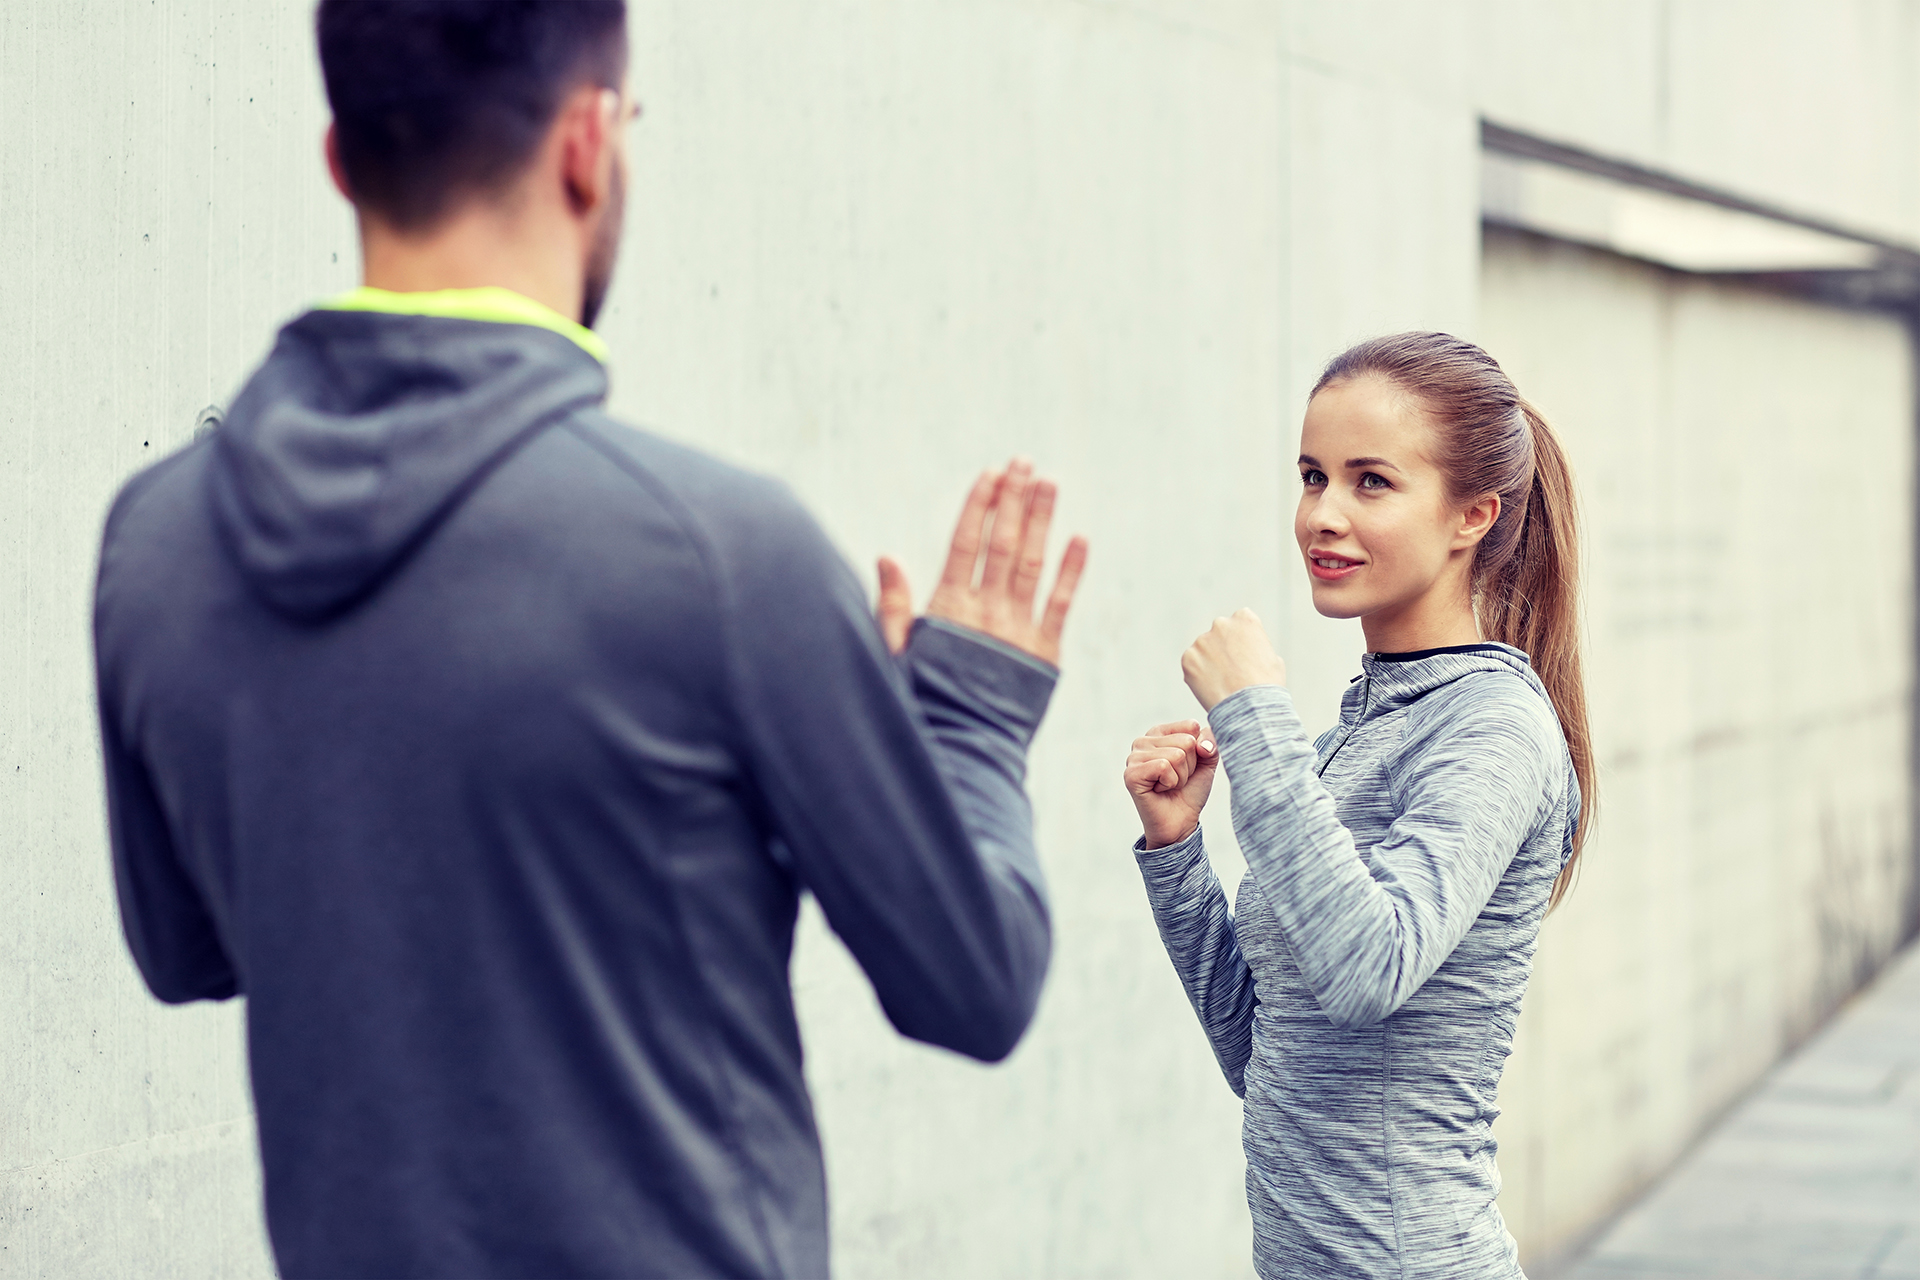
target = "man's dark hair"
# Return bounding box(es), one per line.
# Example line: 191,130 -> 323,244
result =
318,1 -> 627,232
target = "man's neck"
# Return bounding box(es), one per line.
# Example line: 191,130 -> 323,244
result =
357,204 -> 584,324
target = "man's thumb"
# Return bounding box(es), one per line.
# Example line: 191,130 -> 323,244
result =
876,556 -> 914,654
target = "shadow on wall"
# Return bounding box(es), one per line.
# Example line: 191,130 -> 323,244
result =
1813,797 -> 1909,1020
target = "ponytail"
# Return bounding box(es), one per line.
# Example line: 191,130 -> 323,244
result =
1314,333 -> 1596,909
1485,404 -> 1594,909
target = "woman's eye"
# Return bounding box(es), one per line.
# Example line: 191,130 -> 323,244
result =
1301,469 -> 1327,487
1359,472 -> 1391,490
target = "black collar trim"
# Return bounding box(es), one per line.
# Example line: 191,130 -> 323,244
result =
1369,642 -> 1513,664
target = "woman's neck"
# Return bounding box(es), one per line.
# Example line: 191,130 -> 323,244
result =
1360,589 -> 1482,655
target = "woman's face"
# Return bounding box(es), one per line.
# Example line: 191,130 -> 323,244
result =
1294,375 -> 1479,625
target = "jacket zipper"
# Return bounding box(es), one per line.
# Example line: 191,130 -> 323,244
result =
1317,674 -> 1371,777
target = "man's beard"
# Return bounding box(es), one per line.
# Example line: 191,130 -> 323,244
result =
580,155 -> 626,330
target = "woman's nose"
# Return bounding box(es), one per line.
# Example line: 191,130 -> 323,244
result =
1305,492 -> 1348,536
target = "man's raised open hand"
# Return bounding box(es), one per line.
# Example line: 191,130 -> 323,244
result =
876,458 -> 1089,666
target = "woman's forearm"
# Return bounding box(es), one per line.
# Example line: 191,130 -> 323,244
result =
1134,826 -> 1256,1095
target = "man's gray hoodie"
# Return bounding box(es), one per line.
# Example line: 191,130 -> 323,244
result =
93,304 -> 1056,1279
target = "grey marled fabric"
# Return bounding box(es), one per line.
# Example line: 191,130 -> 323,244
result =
1135,643 -> 1576,1279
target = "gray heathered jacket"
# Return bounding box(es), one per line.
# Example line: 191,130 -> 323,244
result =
1135,644 -> 1576,1280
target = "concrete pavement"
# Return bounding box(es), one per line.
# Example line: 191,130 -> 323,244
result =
1552,938 -> 1920,1280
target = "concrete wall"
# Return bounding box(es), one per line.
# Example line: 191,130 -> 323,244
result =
2,1 -> 1917,1276
1479,228 -> 1915,1259
1,1 -> 348,1275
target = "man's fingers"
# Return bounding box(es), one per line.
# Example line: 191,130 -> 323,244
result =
875,556 -> 914,655
1038,535 -> 1089,645
977,458 -> 1032,592
938,470 -> 1000,590
1008,478 -> 1055,608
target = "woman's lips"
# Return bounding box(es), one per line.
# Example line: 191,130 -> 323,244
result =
1307,553 -> 1363,582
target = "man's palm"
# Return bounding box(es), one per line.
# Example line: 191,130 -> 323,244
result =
877,459 -> 1088,665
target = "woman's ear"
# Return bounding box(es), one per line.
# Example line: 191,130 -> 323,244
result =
1455,493 -> 1501,549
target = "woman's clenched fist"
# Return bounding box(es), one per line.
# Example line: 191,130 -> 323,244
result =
1181,608 -> 1287,712
1124,721 -> 1219,850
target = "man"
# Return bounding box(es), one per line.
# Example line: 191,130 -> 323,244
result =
93,3 -> 1086,1276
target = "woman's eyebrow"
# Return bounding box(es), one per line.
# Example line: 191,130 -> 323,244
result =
1297,454 -> 1322,468
1345,456 -> 1402,472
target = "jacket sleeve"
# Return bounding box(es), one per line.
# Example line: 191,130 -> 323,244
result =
95,649 -> 239,1005
1208,682 -> 1557,1030
715,492 -> 1054,1062
1133,826 -> 1256,1095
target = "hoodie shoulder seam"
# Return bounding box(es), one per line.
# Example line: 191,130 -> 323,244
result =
537,415 -> 791,1278
550,416 -> 738,654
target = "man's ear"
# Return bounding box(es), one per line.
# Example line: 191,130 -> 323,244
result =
324,123 -> 353,202
558,87 -> 618,216
1456,493 -> 1501,550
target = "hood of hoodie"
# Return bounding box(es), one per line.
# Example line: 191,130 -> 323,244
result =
209,308 -> 608,620
1336,642 -> 1552,728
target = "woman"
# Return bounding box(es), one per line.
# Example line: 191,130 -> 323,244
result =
1124,332 -> 1594,1279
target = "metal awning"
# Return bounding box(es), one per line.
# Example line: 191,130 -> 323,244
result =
1481,122 -> 1920,306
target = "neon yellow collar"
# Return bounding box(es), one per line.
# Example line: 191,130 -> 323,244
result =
317,286 -> 609,363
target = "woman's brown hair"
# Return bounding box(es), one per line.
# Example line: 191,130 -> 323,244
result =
1313,332 -> 1594,908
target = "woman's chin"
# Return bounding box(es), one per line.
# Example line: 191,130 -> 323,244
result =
1309,584 -> 1369,620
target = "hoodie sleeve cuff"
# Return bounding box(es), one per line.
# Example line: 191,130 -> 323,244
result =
904,617 -> 1058,748
1133,824 -> 1208,881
